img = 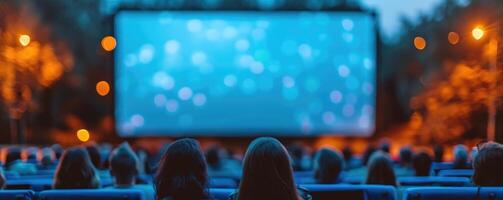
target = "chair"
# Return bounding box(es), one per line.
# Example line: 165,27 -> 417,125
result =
438,169 -> 473,178
209,188 -> 235,200
39,189 -> 145,200
6,178 -> 53,191
4,171 -> 20,179
0,190 -> 35,200
430,162 -> 454,175
294,171 -> 314,178
301,184 -> 397,200
398,176 -> 471,186
403,187 -> 503,200
209,177 -> 238,188
342,176 -> 365,184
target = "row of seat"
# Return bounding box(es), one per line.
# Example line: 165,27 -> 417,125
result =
3,186 -> 503,200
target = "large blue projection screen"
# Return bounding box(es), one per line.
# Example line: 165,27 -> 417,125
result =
115,11 -> 376,137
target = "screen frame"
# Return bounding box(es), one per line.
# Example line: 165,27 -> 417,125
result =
112,8 -> 380,138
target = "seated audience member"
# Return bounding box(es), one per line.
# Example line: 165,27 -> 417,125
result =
453,144 -> 469,169
473,142 -> 503,186
379,138 -> 391,153
287,144 -> 307,171
22,147 -> 39,165
313,148 -> 344,184
39,147 -> 57,170
230,137 -> 312,200
109,143 -> 154,200
433,145 -> 444,163
53,147 -> 100,189
0,167 -> 5,189
362,145 -> 377,166
155,138 -> 210,200
342,146 -> 360,170
206,145 -> 240,178
366,151 -> 397,186
5,147 -> 36,175
51,144 -> 64,160
395,147 -> 414,177
412,152 -> 432,176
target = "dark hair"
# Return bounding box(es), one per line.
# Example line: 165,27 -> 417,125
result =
314,148 -> 344,184
53,147 -> 100,189
110,143 -> 139,186
155,138 -> 208,200
473,142 -> 503,186
0,167 -> 5,189
399,147 -> 413,166
342,146 -> 352,161
362,146 -> 376,166
238,137 -> 301,200
85,144 -> 102,169
453,145 -> 468,169
366,151 -> 396,186
206,145 -> 222,170
413,152 -> 432,176
5,147 -> 22,167
433,145 -> 444,163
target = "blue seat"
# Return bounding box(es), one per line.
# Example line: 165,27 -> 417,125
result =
301,184 -> 397,200
209,177 -> 238,188
431,162 -> 454,175
39,189 -> 145,200
4,171 -> 20,179
0,190 -> 35,200
403,187 -> 503,200
438,169 -> 473,178
398,176 -> 471,186
342,176 -> 365,184
6,178 -> 53,191
294,171 -> 314,178
209,188 -> 234,200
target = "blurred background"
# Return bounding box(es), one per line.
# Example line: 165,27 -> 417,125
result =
0,0 -> 502,155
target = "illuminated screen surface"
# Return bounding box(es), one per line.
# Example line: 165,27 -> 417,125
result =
115,11 -> 376,137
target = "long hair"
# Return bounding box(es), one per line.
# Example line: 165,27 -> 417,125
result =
155,138 -> 208,200
314,148 -> 344,184
53,147 -> 100,189
365,151 -> 396,186
237,137 -> 301,200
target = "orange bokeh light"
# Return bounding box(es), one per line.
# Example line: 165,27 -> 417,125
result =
96,81 -> 110,96
414,36 -> 426,50
76,129 -> 90,142
101,36 -> 116,51
448,32 -> 460,45
19,34 -> 31,46
472,27 -> 484,40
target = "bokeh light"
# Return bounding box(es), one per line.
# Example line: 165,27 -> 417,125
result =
101,36 -> 117,51
472,27 -> 484,40
18,34 -> 31,46
414,36 -> 426,50
76,129 -> 90,142
448,32 -> 460,45
96,81 -> 111,96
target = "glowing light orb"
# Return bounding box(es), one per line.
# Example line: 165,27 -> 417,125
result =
414,36 -> 426,50
472,27 -> 485,40
96,81 -> 110,96
76,129 -> 90,142
19,34 -> 31,46
101,36 -> 117,51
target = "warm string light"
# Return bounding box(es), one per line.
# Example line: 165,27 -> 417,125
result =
101,36 -> 116,51
96,81 -> 111,96
76,129 -> 90,142
448,32 -> 460,45
414,36 -> 426,50
472,27 -> 485,40
18,34 -> 31,46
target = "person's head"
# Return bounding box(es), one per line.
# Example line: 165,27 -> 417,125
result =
313,148 -> 344,184
205,145 -> 222,169
85,144 -> 102,169
287,144 -> 305,171
109,143 -> 139,187
22,147 -> 38,162
433,145 -> 444,163
51,144 -> 64,160
40,147 -> 56,168
238,137 -> 300,200
413,152 -> 432,176
53,147 -> 99,189
366,151 -> 396,186
453,144 -> 468,169
342,146 -> 353,161
379,138 -> 391,153
473,142 -> 503,186
155,138 -> 208,200
362,145 -> 376,166
399,147 -> 413,166
5,147 -> 22,167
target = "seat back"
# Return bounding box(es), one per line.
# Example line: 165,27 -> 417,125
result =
39,189 -> 145,200
438,169 -> 473,178
209,188 -> 235,200
398,176 -> 471,186
0,190 -> 35,200
404,187 -> 503,200
302,184 -> 397,200
6,178 -> 53,191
